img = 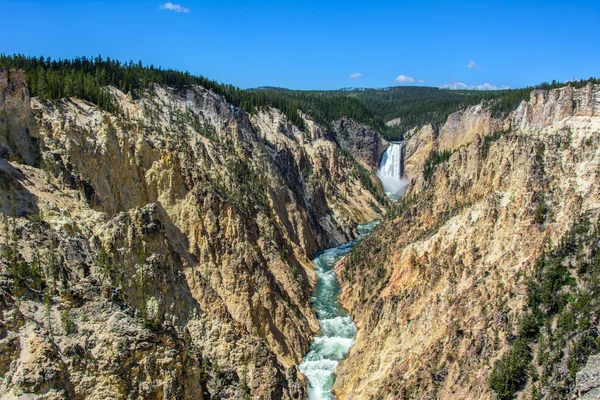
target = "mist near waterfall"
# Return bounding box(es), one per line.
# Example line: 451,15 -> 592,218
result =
377,142 -> 409,200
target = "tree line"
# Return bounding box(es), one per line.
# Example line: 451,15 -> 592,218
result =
1,54 -> 597,141
0,54 -> 380,133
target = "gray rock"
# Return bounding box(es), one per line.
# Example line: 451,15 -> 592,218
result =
0,69 -> 40,166
576,354 -> 600,399
332,117 -> 387,168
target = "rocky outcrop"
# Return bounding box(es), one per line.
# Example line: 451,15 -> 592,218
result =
335,84 -> 600,399
385,117 -> 402,128
576,355 -> 600,399
0,70 -> 385,399
513,85 -> 600,131
401,102 -> 508,193
402,84 -> 599,193
331,117 -> 388,169
0,70 -> 39,166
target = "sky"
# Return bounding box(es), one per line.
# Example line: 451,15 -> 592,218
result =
0,0 -> 598,90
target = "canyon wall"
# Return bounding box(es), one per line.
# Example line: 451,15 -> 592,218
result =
331,117 -> 388,169
336,84 -> 600,399
0,70 -> 385,399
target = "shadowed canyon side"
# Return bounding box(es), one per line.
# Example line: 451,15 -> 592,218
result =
335,84 -> 600,399
0,69 -> 387,399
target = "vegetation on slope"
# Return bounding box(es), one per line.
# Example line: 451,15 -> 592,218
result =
296,86 -> 505,139
254,86 -> 507,140
489,215 -> 600,399
423,149 -> 455,181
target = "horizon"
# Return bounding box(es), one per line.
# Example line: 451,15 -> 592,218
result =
1,0 -> 598,90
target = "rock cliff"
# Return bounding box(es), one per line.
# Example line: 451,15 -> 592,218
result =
331,117 -> 388,169
0,69 -> 40,166
335,84 -> 600,399
0,70 -> 385,399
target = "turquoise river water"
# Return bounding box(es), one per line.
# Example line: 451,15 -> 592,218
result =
299,221 -> 380,399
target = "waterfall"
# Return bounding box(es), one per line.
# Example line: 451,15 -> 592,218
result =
376,142 -> 408,201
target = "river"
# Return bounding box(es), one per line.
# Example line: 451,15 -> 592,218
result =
299,221 -> 380,399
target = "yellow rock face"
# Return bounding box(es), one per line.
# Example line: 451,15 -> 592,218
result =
0,72 -> 385,399
335,84 -> 600,399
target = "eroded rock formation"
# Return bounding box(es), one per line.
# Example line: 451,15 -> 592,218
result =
0,70 -> 385,399
335,84 -> 600,399
331,117 -> 388,169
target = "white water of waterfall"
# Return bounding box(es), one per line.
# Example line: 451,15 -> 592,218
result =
376,142 -> 409,201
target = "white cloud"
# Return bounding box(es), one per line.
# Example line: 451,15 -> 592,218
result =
395,74 -> 415,83
418,79 -> 425,83
159,2 -> 190,13
349,72 -> 363,79
467,60 -> 481,69
440,82 -> 510,90
441,82 -> 469,90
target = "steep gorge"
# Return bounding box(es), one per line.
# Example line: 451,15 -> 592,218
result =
0,68 -> 387,399
2,63 -> 600,400
335,83 -> 600,399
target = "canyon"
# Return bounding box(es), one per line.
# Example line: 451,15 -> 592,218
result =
1,64 -> 600,400
0,68 -> 385,399
335,83 -> 600,399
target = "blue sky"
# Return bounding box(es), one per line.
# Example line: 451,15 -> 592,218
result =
0,0 -> 598,90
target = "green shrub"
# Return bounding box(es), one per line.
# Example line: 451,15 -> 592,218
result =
423,150 -> 454,181
279,248 -> 288,262
518,313 -> 540,340
60,309 -> 76,335
534,195 -> 548,224
489,339 -> 532,400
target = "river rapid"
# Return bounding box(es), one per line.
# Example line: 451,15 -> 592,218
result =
299,221 -> 379,399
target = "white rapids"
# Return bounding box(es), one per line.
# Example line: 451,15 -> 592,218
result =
299,221 -> 379,399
